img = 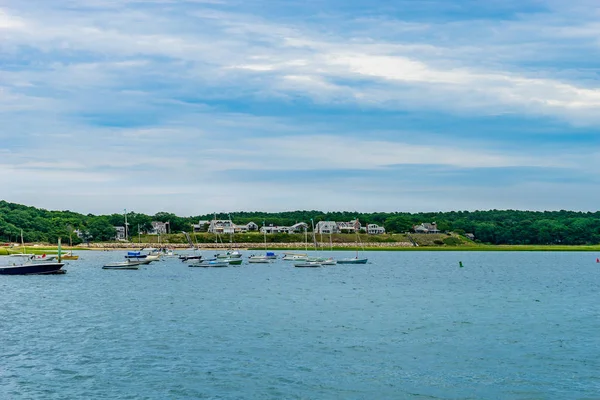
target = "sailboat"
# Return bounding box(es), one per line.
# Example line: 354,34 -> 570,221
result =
305,219 -> 336,265
179,231 -> 206,262
337,227 -> 368,264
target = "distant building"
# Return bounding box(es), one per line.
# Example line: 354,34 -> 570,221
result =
315,221 -> 338,234
149,221 -> 168,235
336,219 -> 361,233
205,219 -> 261,234
465,233 -> 475,240
208,219 -> 236,234
315,219 -> 362,234
114,226 -> 126,240
367,224 -> 386,235
413,222 -> 440,234
259,222 -> 308,234
290,222 -> 308,233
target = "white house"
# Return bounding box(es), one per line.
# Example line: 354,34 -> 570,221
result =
149,221 -> 168,235
245,222 -> 259,231
208,219 -> 236,234
259,222 -> 308,234
315,221 -> 338,234
114,226 -> 126,240
413,222 -> 440,234
260,225 -> 289,234
290,222 -> 308,232
367,224 -> 386,235
336,219 -> 361,233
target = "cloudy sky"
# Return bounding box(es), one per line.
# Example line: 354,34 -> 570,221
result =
1,0 -> 599,215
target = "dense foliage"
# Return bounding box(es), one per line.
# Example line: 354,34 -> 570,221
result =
0,201 -> 599,245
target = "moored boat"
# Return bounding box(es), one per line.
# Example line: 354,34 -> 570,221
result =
248,258 -> 272,264
0,260 -> 65,275
282,252 -> 308,261
337,257 -> 368,264
103,260 -> 143,270
222,258 -> 243,265
189,260 -> 229,268
294,261 -> 322,268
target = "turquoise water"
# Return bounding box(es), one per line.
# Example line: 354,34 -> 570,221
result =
1,251 -> 599,399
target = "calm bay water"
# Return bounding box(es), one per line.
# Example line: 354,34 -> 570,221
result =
1,251 -> 599,399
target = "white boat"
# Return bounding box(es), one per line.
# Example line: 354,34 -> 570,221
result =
319,258 -> 337,266
124,251 -> 158,263
282,252 -> 308,261
215,250 -> 242,259
103,260 -> 143,270
294,261 -> 322,268
248,257 -> 272,264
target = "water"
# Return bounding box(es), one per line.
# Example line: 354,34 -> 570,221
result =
1,251 -> 599,399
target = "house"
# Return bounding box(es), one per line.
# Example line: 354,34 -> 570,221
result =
290,222 -> 308,233
114,226 -> 126,240
367,224 -> 386,235
245,222 -> 259,231
260,225 -> 289,234
149,221 -> 168,235
336,219 -> 361,233
465,233 -> 475,240
207,219 -> 237,234
413,222 -> 440,234
259,222 -> 308,234
315,221 -> 338,234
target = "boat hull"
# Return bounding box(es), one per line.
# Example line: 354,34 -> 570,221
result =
189,261 -> 229,268
0,262 -> 65,275
248,258 -> 272,263
294,262 -> 322,268
337,258 -> 368,264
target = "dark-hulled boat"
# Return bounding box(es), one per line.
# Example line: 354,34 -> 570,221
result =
0,261 -> 65,275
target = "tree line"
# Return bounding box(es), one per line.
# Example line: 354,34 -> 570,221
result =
0,200 -> 599,245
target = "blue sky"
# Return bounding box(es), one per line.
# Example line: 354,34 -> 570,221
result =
1,0 -> 599,215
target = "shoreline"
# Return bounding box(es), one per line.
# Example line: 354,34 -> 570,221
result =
5,243 -> 600,253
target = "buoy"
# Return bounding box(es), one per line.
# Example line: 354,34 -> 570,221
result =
459,261 -> 464,268
596,258 -> 599,263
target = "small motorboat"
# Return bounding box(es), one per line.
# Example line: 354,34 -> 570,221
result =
124,251 -> 158,263
248,257 -> 272,264
0,258 -> 65,275
215,250 -> 242,259
222,258 -> 243,266
294,261 -> 322,268
248,252 -> 277,260
189,260 -> 229,268
319,258 -> 337,266
179,254 -> 203,262
282,252 -> 308,261
102,260 -> 143,270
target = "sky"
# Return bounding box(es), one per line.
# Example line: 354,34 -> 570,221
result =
1,0 -> 599,216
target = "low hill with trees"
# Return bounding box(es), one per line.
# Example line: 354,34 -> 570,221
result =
0,200 -> 599,246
